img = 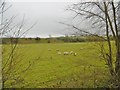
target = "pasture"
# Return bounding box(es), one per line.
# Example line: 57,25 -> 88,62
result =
3,42 -> 111,88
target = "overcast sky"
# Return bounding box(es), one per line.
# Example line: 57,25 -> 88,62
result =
4,1 -> 77,38
2,0 -> 120,38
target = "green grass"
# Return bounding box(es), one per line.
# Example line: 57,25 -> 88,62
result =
3,42 -> 112,88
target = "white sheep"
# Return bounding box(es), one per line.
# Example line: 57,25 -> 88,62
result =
58,52 -> 61,55
48,49 -> 51,51
70,51 -> 73,54
63,52 -> 69,55
56,49 -> 59,51
74,53 -> 77,56
80,48 -> 84,50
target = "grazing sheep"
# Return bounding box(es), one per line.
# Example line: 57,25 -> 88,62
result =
63,52 -> 69,55
56,49 -> 59,51
48,49 -> 51,51
70,51 -> 73,54
74,53 -> 77,56
80,48 -> 84,50
58,52 -> 61,55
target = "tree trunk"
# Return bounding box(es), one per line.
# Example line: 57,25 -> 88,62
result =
115,1 -> 120,87
115,33 -> 120,87
104,2 -> 114,76
115,33 -> 120,86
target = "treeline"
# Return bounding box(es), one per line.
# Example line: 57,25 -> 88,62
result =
2,35 -> 113,44
57,35 -> 106,42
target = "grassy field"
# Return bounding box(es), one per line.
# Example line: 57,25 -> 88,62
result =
3,42 -> 112,88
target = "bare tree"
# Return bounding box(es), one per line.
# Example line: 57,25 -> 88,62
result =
0,0 -> 36,88
62,0 -> 120,87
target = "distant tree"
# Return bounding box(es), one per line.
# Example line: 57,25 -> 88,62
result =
49,34 -> 52,38
35,37 -> 41,40
28,37 -> 32,40
25,38 -> 28,40
48,39 -> 51,43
